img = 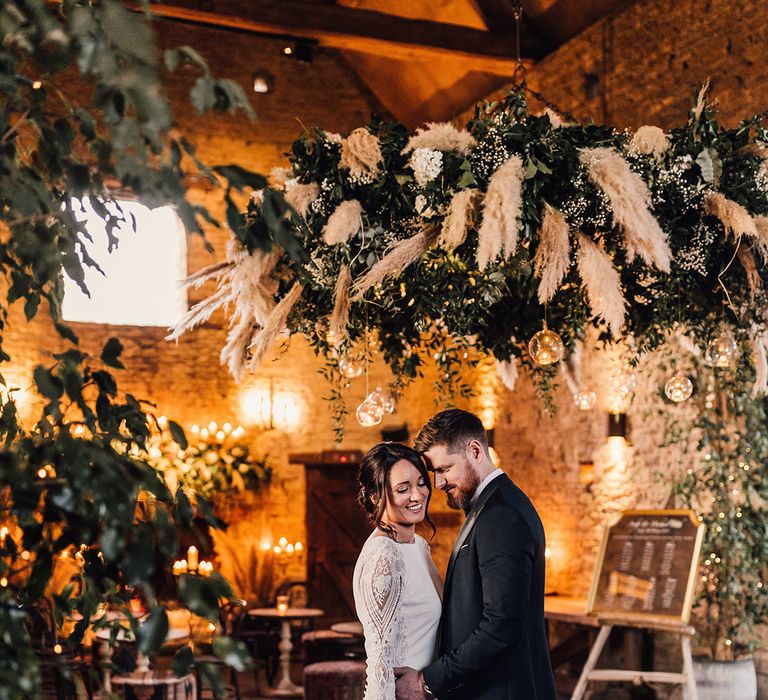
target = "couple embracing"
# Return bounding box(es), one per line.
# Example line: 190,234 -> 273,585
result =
353,409 -> 557,700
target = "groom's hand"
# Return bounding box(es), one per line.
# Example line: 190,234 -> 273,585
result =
394,667 -> 427,699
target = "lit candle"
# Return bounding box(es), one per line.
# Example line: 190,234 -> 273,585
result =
286,543 -> 294,554
276,594 -> 289,613
187,546 -> 198,572
173,560 -> 187,575
295,541 -> 303,552
278,537 -> 288,547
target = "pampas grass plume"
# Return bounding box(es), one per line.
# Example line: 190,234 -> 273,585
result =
440,188 -> 478,250
737,247 -> 761,300
496,358 -> 518,391
580,147 -> 671,272
753,214 -> 768,262
340,128 -> 383,180
533,202 -> 571,304
247,281 -> 303,371
329,265 -> 352,347
703,191 -> 758,239
576,233 -> 626,337
477,155 -> 524,268
285,182 -> 320,219
324,199 -> 363,245
402,122 -> 476,155
627,126 -> 670,159
752,330 -> 768,398
352,226 -> 439,301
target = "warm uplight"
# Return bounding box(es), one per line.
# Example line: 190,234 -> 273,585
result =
604,435 -> 630,472
241,385 -> 302,430
61,198 -> 187,326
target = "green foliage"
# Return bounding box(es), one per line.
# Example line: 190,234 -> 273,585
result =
662,354 -> 768,659
144,422 -> 272,498
0,1 -> 264,695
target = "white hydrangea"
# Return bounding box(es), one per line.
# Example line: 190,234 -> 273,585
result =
410,148 -> 443,188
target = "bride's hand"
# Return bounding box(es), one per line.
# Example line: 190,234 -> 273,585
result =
394,667 -> 426,699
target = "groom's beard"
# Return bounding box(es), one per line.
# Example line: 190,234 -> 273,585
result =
445,469 -> 481,511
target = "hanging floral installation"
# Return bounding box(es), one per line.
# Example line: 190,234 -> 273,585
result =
171,89 -> 768,425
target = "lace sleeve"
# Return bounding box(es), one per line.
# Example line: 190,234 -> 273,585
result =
356,539 -> 406,700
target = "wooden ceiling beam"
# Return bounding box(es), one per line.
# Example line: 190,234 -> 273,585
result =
132,0 -> 552,73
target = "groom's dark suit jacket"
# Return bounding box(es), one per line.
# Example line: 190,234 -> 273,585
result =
422,473 -> 556,699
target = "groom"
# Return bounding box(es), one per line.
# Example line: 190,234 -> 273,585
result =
395,408 -> 556,699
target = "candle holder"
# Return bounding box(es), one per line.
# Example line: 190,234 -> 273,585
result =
276,594 -> 289,614
172,546 -> 214,577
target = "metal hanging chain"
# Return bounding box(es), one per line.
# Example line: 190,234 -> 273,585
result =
511,0 -> 527,87
508,0 -> 580,124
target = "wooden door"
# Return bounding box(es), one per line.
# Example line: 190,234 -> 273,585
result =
294,451 -> 368,625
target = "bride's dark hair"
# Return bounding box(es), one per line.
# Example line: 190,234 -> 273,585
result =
357,442 -> 436,540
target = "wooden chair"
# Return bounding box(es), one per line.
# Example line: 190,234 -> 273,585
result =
195,600 -> 247,700
25,600 -> 94,699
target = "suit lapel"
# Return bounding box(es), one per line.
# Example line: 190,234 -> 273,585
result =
443,474 -> 507,592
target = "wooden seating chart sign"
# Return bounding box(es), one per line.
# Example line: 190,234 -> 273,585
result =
587,509 -> 704,623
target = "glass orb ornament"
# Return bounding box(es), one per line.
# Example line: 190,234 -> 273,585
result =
665,373 -> 694,403
528,326 -> 564,366
370,386 -> 396,414
356,399 -> 383,427
573,389 -> 597,411
706,332 -> 739,368
339,355 -> 363,379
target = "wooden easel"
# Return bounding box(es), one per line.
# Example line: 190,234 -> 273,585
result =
571,615 -> 698,700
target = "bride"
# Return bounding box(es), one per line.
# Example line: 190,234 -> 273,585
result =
353,442 -> 443,700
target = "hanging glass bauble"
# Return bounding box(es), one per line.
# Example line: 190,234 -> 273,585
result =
356,399 -> 383,427
665,373 -> 694,403
706,332 -> 739,368
370,387 -> 396,414
573,390 -> 597,411
339,355 -> 363,379
528,327 -> 564,366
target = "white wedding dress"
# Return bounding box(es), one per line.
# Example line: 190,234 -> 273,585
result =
353,531 -> 443,700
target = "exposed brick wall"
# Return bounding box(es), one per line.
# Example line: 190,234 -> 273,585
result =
491,0 -> 768,129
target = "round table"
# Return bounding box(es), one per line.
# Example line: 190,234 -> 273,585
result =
111,669 -> 196,700
330,621 -> 363,637
248,607 -> 325,697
